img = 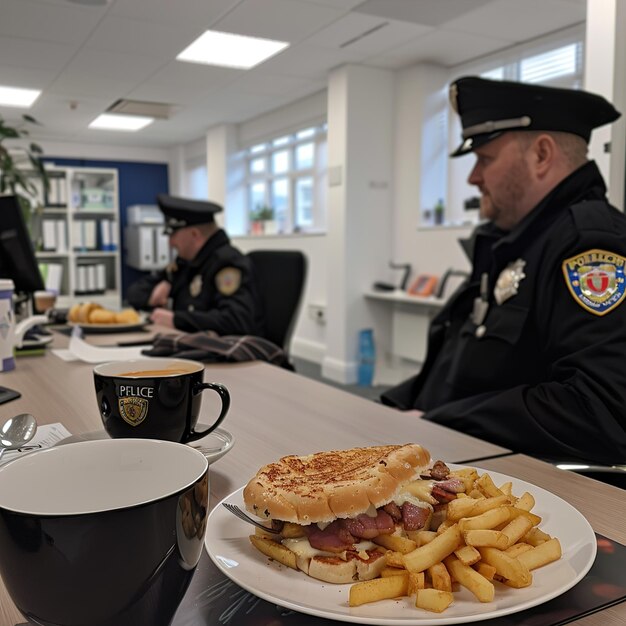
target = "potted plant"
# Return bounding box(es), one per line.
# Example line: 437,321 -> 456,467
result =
0,114 -> 49,225
249,205 -> 277,235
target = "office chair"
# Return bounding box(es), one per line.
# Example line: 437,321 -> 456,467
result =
247,250 -> 307,362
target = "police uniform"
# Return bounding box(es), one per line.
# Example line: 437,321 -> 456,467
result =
382,77 -> 626,465
127,195 -> 265,336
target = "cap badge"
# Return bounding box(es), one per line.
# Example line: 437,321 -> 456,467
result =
449,83 -> 459,113
215,267 -> 242,296
189,274 -> 203,298
494,259 -> 526,305
562,249 -> 626,316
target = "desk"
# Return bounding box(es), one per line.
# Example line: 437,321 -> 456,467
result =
365,290 -> 444,363
1,329 -> 624,625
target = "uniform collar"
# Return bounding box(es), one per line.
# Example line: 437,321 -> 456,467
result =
459,161 -> 606,274
493,160 -> 606,260
188,228 -> 230,269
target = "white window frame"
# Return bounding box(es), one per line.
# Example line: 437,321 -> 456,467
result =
243,123 -> 327,235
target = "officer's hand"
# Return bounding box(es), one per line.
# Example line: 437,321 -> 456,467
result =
148,280 -> 171,307
150,307 -> 175,328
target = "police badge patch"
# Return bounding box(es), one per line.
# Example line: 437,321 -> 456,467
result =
562,249 -> 626,316
189,274 -> 203,298
215,267 -> 242,296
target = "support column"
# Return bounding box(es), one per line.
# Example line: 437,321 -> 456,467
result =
322,64 -> 394,383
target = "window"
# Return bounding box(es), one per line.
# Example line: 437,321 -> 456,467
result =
243,123 -> 327,234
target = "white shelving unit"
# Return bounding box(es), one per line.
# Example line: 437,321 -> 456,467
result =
31,166 -> 122,310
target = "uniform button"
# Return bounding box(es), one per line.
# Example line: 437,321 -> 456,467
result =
188,304 -> 195,312
475,325 -> 486,338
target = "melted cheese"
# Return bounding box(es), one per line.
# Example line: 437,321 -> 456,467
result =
394,492 -> 434,511
282,537 -> 378,561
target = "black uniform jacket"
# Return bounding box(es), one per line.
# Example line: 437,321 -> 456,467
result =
127,229 -> 265,336
382,162 -> 626,465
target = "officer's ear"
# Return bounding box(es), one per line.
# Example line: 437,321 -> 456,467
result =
530,133 -> 558,178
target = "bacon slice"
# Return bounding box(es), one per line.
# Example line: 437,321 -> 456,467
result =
436,478 -> 465,493
401,502 -> 431,531
305,520 -> 355,552
383,502 -> 403,522
341,510 -> 395,539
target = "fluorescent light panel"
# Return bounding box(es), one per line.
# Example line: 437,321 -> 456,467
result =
177,30 -> 289,69
89,114 -> 154,131
0,86 -> 41,108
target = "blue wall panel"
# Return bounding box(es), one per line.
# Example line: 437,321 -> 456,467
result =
43,157 -> 169,301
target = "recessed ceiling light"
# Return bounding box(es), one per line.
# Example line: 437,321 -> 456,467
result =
177,30 -> 289,70
0,86 -> 41,108
88,114 -> 154,132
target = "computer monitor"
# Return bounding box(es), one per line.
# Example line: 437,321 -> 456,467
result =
0,195 -> 45,295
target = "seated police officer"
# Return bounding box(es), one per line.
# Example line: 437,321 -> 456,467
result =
127,194 -> 265,335
382,76 -> 626,466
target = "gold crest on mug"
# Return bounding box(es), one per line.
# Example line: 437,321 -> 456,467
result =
118,397 -> 149,426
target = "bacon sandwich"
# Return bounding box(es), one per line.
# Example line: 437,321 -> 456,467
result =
243,443 -> 442,584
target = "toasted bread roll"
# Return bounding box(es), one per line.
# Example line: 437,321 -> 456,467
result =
243,444 -> 431,524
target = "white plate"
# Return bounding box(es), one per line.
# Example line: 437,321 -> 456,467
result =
56,426 -> 235,465
204,466 -> 596,625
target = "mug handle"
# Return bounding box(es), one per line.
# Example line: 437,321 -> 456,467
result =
186,382 -> 231,442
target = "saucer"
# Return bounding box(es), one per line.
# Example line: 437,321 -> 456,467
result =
56,426 -> 235,465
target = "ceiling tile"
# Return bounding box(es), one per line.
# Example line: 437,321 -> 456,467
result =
368,28 -> 513,69
84,16 -> 197,59
215,0 -> 345,43
306,13 -> 432,52
443,0 -> 586,41
0,65 -> 60,90
60,47 -> 165,82
110,0 -> 238,27
354,0 -> 494,27
0,0 -> 104,44
258,43 -> 364,79
0,37 -> 75,71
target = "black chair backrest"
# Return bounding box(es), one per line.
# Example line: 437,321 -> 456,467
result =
247,250 -> 307,352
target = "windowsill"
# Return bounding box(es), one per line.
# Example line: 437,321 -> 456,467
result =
232,230 -> 327,240
417,221 -> 477,232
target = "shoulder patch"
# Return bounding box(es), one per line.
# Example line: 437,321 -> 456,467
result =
215,267 -> 242,296
562,249 -> 626,316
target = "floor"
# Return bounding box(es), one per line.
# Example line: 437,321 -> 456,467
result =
291,357 -> 392,402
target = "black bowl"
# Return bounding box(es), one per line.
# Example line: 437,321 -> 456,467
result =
0,439 -> 208,626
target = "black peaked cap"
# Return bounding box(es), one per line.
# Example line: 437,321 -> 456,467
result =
449,76 -> 621,156
157,194 -> 223,234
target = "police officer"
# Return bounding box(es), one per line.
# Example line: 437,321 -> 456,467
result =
127,194 -> 265,335
382,76 -> 626,466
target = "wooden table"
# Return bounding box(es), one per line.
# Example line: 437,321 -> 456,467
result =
0,328 -> 623,625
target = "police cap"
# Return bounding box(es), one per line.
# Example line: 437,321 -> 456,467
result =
450,76 -> 621,157
157,194 -> 223,235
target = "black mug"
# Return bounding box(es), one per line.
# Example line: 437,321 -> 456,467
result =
94,358 -> 230,443
0,439 -> 209,626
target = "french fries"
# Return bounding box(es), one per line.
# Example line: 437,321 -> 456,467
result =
346,467 -> 562,614
249,535 -> 297,570
349,575 -> 408,607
